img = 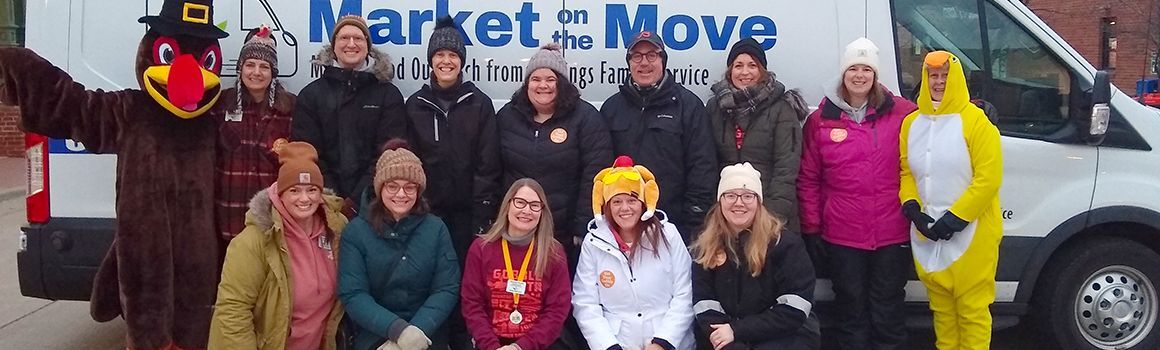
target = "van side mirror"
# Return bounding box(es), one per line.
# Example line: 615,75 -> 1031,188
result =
1085,71 -> 1111,145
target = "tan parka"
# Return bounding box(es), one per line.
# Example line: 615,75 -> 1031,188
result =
209,189 -> 348,350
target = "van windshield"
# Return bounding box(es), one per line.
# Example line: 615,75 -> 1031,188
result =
893,0 -> 1075,139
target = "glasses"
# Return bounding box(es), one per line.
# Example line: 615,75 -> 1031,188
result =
721,192 -> 758,204
511,198 -> 544,212
629,51 -> 662,63
337,34 -> 367,45
385,183 -> 419,195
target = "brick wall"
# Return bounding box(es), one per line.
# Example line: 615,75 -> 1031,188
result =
0,106 -> 21,157
1028,0 -> 1159,94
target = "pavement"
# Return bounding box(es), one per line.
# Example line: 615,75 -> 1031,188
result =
0,157 -> 23,201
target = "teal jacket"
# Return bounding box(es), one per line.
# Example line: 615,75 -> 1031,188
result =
338,198 -> 461,350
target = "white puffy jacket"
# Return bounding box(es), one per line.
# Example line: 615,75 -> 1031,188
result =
572,211 -> 695,350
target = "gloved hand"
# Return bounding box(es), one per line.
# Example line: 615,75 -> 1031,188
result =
801,233 -> 828,274
931,211 -> 970,241
377,340 -> 403,350
901,200 -> 938,241
397,325 -> 432,350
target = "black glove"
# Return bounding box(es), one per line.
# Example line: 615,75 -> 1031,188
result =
931,211 -> 970,241
801,234 -> 828,271
901,200 -> 938,241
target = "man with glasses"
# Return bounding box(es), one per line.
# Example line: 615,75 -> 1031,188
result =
600,30 -> 719,242
292,15 -> 407,209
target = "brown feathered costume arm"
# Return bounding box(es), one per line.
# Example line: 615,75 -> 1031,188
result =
0,47 -> 133,153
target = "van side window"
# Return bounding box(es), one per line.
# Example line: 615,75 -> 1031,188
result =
893,0 -> 1075,140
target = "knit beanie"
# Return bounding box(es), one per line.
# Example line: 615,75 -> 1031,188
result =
625,30 -> 668,69
840,37 -> 880,74
276,141 -> 324,194
525,42 -> 569,79
718,162 -> 762,201
238,25 -> 278,75
727,38 -> 767,69
428,16 -> 466,65
373,139 -> 427,196
331,15 -> 371,47
592,156 -> 660,222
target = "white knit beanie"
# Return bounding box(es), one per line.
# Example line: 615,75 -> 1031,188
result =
840,37 -> 880,74
718,163 -> 763,201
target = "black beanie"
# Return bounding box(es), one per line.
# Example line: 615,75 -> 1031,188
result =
727,38 -> 767,68
428,16 -> 467,65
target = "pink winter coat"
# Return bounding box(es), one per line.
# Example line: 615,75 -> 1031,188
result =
798,90 -> 917,250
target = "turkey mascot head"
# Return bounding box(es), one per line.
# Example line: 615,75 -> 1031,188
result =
136,0 -> 228,119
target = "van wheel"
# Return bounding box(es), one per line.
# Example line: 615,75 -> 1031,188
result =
1036,238 -> 1160,349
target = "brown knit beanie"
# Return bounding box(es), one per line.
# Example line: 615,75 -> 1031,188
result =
276,141 -> 324,194
331,15 -> 371,47
525,42 -> 569,79
238,25 -> 278,75
373,139 -> 427,196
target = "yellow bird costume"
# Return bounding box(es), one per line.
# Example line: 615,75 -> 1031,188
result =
899,51 -> 1004,349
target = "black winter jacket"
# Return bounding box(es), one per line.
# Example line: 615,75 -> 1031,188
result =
496,98 -> 613,240
292,46 -> 406,199
600,74 -> 719,240
692,231 -> 817,348
404,80 -> 501,237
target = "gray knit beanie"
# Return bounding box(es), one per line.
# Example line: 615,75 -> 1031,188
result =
428,16 -> 466,65
525,42 -> 569,79
238,25 -> 277,75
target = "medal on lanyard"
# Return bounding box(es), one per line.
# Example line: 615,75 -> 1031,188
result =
502,239 -> 535,325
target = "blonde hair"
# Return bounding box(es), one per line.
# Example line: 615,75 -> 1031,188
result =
479,178 -> 563,277
691,201 -> 783,277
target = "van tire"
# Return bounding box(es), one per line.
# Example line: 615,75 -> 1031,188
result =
1034,237 -> 1160,350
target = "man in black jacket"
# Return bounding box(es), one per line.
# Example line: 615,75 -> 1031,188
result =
292,15 -> 407,201
600,30 -> 719,241
404,16 -> 501,260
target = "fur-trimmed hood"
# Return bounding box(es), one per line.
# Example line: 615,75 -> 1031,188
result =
313,45 -> 395,82
244,187 -> 347,235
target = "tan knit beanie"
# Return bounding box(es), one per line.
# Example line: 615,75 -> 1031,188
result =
373,139 -> 427,196
276,141 -> 324,194
331,15 -> 371,47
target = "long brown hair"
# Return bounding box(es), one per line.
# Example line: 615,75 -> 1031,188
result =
479,178 -> 564,277
838,72 -> 887,110
602,199 -> 668,263
691,201 -> 783,277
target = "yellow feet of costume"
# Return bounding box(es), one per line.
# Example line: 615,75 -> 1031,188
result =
916,240 -> 999,350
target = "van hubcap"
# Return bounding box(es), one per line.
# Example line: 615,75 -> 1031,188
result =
1074,265 -> 1157,348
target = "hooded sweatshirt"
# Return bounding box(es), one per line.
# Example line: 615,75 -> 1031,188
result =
822,78 -> 869,123
268,184 -> 338,350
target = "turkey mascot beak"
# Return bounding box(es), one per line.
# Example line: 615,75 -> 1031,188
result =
137,0 -> 229,119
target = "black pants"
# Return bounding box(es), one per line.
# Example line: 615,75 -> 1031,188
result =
826,242 -> 910,350
435,208 -> 478,350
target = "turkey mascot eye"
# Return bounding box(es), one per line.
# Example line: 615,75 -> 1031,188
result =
200,44 -> 222,74
152,36 -> 181,65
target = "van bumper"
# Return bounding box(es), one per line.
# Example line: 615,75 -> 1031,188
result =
17,218 -> 115,301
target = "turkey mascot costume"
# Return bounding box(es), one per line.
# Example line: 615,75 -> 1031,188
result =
0,0 -> 228,348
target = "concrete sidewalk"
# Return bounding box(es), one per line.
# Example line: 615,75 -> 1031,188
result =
0,157 -> 24,202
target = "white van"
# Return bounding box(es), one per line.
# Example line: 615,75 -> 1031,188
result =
16,0 -> 1160,349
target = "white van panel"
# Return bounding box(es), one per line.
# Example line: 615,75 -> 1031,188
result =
999,140 -> 1096,237
47,153 -> 117,218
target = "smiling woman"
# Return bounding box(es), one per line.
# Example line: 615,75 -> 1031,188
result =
210,24 -> 297,243
707,38 -> 808,233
